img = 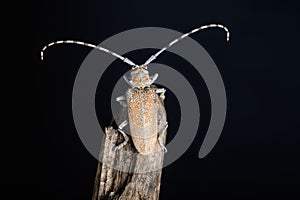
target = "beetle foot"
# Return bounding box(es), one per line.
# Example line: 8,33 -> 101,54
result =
114,144 -> 123,151
114,139 -> 128,151
114,128 -> 129,151
160,145 -> 167,153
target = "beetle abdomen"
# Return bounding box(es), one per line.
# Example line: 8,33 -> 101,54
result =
126,87 -> 159,154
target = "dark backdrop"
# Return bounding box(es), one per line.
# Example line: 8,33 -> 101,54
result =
30,0 -> 300,199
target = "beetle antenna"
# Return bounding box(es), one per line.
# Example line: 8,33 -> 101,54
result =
143,24 -> 230,66
40,40 -> 138,68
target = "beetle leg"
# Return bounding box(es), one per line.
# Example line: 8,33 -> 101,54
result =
149,73 -> 158,85
123,75 -> 134,87
158,122 -> 168,153
114,120 -> 129,151
116,95 -> 127,107
156,88 -> 166,100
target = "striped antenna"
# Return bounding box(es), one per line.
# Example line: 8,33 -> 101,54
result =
40,40 -> 138,68
143,24 -> 230,66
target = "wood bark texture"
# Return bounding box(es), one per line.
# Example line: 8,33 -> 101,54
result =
92,126 -> 166,200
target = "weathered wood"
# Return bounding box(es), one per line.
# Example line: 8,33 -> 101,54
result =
92,126 -> 166,200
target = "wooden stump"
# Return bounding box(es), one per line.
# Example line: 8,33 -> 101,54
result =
92,126 -> 166,200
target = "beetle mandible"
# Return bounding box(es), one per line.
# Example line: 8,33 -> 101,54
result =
40,24 -> 230,154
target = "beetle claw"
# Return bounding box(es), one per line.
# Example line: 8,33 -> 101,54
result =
113,146 -> 119,151
162,146 -> 167,153
114,145 -> 122,151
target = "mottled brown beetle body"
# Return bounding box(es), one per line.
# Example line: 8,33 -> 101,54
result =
127,87 -> 160,154
114,67 -> 168,154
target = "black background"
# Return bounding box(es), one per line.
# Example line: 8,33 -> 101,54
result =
11,0 -> 300,199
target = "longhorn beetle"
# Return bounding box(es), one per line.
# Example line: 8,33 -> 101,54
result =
41,24 -> 230,154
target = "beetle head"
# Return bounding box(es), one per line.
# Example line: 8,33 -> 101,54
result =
125,66 -> 158,88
